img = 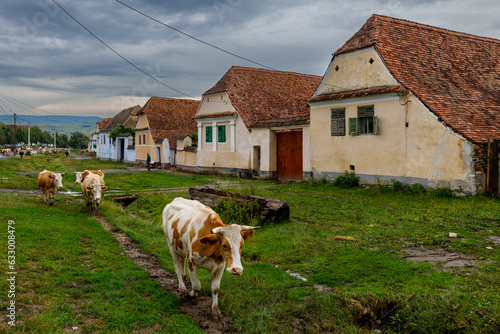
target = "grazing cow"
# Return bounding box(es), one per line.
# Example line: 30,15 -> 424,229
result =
81,174 -> 106,214
162,197 -> 259,316
37,170 -> 64,205
75,170 -> 104,184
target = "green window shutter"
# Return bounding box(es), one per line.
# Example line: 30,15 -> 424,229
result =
331,108 -> 345,136
373,116 -> 378,135
206,126 -> 212,143
349,118 -> 359,135
218,125 -> 226,142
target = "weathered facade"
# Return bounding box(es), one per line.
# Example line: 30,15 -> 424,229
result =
98,105 -> 141,163
309,15 -> 500,194
190,66 -> 321,180
134,97 -> 199,168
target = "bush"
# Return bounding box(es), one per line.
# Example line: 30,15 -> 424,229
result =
333,171 -> 360,189
431,187 -> 454,198
408,183 -> 426,194
215,198 -> 261,225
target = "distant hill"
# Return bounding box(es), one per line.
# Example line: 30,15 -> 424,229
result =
0,115 -> 102,136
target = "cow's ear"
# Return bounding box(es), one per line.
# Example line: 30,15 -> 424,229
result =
241,230 -> 255,241
48,173 -> 54,179
87,186 -> 92,190
200,234 -> 220,245
101,185 -> 107,190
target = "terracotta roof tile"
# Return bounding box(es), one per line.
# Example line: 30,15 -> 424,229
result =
202,66 -> 322,128
331,14 -> 500,144
193,112 -> 236,119
139,97 -> 200,144
97,118 -> 113,131
100,105 -> 141,133
310,85 -> 406,103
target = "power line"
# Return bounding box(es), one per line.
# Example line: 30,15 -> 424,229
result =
115,0 -> 278,71
0,92 -> 86,124
52,0 -> 194,98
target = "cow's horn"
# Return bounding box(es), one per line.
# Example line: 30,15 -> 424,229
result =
241,226 -> 260,231
211,227 -> 223,234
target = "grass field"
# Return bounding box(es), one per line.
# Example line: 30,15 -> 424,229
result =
0,154 -> 499,333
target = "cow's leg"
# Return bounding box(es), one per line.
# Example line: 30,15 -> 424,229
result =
42,188 -> 48,204
210,265 -> 225,316
49,190 -> 55,206
187,257 -> 201,297
168,246 -> 187,293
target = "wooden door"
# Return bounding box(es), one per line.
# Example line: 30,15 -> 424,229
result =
277,130 -> 303,180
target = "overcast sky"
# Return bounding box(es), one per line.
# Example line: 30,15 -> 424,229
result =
0,0 -> 499,120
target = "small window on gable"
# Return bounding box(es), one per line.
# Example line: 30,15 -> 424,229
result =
218,125 -> 226,143
349,105 -> 378,135
206,125 -> 213,143
139,134 -> 142,145
331,108 -> 345,136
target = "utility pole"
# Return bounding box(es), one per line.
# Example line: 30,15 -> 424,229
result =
28,122 -> 31,149
54,131 -> 56,149
13,113 -> 16,156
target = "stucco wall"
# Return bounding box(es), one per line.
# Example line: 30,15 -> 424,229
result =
134,114 -> 165,165
310,48 -> 477,193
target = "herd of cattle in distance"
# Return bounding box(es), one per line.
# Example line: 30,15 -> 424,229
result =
36,169 -> 260,316
37,169 -> 106,214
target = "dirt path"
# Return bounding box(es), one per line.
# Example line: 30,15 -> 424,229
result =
93,216 -> 236,334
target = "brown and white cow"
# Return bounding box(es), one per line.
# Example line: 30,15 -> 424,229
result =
81,173 -> 106,214
75,170 -> 104,184
37,170 -> 64,205
162,197 -> 259,316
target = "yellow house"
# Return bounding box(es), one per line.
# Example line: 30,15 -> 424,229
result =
191,66 -> 321,180
309,15 -> 500,194
135,97 -> 199,168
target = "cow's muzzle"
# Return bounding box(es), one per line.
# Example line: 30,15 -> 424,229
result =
228,267 -> 243,275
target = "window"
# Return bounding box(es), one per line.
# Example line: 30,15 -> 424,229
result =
138,134 -> 141,145
143,134 -> 146,145
349,105 -> 377,135
331,108 -> 345,136
218,125 -> 226,142
205,125 -> 213,143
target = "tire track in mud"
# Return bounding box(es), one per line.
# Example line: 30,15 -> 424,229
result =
93,216 -> 236,334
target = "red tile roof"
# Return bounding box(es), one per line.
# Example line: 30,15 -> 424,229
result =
100,105 -> 141,133
309,85 -> 406,103
97,118 -> 113,131
327,14 -> 500,144
202,66 -> 322,128
138,97 -> 200,144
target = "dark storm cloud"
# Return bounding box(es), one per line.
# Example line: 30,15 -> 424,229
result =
0,0 -> 498,116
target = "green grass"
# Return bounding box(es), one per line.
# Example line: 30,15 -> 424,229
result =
100,182 -> 500,333
1,156 -> 499,333
0,194 -> 201,333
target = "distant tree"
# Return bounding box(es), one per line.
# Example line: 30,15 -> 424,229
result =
0,124 -> 7,144
56,133 -> 69,148
69,132 -> 89,149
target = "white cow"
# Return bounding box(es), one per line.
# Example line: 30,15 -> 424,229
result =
81,173 -> 106,214
162,197 -> 259,316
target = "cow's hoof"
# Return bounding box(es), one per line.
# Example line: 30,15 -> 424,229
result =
212,306 -> 221,318
189,290 -> 198,297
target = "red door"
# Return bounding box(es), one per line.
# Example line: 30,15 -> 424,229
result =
277,130 -> 303,180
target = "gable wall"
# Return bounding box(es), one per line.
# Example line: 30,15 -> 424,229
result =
316,48 -> 397,95
134,113 -> 163,164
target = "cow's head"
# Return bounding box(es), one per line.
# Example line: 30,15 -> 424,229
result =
53,172 -> 64,189
75,172 -> 83,184
86,183 -> 107,202
200,224 -> 260,275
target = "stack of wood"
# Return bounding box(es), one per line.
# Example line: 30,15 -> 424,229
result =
189,186 -> 290,223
